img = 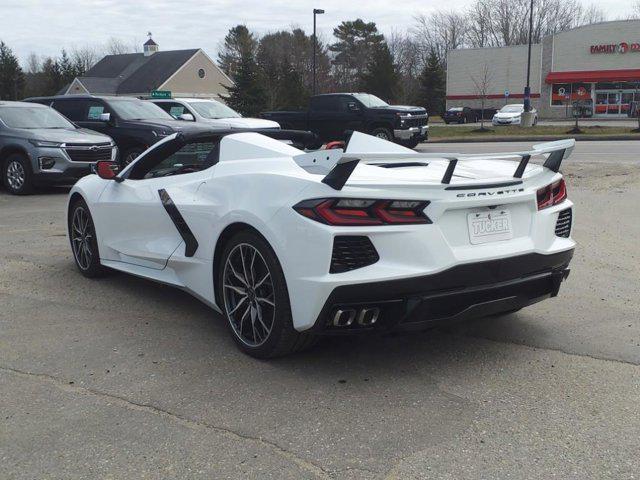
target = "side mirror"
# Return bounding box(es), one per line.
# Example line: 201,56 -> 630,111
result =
178,113 -> 195,122
95,160 -> 119,180
348,102 -> 360,112
99,112 -> 111,122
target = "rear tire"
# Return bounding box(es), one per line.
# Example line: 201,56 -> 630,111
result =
218,230 -> 317,358
3,153 -> 34,195
68,199 -> 107,278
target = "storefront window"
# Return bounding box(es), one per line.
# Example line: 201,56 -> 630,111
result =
551,83 -> 571,106
551,83 -> 592,106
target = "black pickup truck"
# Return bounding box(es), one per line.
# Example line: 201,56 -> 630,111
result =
260,93 -> 428,148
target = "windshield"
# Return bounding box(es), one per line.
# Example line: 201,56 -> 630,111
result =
188,100 -> 241,119
109,100 -> 173,120
448,108 -> 462,112
0,106 -> 75,129
500,105 -> 524,113
352,94 -> 389,108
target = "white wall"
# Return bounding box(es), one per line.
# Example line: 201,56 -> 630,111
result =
551,20 -> 640,72
447,44 -> 542,97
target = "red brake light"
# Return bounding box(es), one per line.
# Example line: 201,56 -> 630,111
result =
293,198 -> 431,226
537,179 -> 567,210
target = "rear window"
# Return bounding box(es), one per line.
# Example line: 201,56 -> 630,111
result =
310,96 -> 342,112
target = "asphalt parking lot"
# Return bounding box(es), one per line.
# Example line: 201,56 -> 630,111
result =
1,141 -> 639,479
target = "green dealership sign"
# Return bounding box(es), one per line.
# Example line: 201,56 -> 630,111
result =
150,90 -> 172,99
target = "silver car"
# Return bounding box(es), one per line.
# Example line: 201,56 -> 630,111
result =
0,101 -> 116,194
151,98 -> 280,130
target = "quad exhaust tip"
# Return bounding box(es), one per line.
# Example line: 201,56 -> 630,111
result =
332,309 -> 356,327
332,307 -> 380,327
357,307 -> 379,326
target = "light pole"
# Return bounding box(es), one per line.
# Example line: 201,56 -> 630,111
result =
524,0 -> 534,113
313,8 -> 325,95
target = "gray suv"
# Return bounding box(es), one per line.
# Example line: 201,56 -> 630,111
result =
0,101 -> 115,194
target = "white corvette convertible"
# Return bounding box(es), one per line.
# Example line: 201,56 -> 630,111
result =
68,129 -> 575,358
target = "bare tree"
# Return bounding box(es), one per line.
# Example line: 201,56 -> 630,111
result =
466,0 -> 494,48
71,46 -> 100,73
387,30 -> 422,103
470,63 -> 493,130
25,53 -> 41,75
444,0 -> 608,49
103,37 -> 140,55
413,11 -> 468,64
632,1 -> 640,18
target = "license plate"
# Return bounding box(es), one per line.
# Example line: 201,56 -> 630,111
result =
468,210 -> 513,244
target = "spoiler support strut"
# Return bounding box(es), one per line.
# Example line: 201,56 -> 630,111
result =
322,157 -> 360,190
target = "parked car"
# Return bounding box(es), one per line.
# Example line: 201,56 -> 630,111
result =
151,98 -> 280,130
443,107 -> 478,124
0,101 -> 115,195
492,104 -> 538,126
26,95 -> 214,166
67,130 -> 575,358
261,93 -> 428,148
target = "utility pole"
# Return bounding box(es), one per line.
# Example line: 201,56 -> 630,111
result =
524,0 -> 534,113
313,8 -> 325,95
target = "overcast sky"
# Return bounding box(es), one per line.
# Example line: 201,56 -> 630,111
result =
2,0 -> 637,64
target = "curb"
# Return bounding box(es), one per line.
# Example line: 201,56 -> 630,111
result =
427,134 -> 640,143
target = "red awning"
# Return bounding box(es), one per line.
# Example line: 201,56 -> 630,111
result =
545,69 -> 640,84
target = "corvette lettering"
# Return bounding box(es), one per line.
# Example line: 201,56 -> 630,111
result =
457,188 -> 525,197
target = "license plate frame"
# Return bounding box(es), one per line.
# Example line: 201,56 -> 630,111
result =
467,210 -> 513,245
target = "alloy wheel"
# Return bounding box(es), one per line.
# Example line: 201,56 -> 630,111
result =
71,206 -> 93,270
375,132 -> 390,140
222,243 -> 275,347
6,160 -> 25,191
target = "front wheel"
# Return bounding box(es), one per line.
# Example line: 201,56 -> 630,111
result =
68,199 -> 107,278
3,153 -> 34,195
370,127 -> 393,142
218,230 -> 316,358
121,147 -> 144,167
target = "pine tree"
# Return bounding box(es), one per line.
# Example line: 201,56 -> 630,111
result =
222,54 -> 266,116
416,49 -> 446,115
276,59 -> 308,110
359,42 -> 398,101
329,19 -> 385,90
42,57 -> 63,95
0,41 -> 25,100
218,25 -> 258,81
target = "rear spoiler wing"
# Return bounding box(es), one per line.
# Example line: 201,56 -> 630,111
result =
437,138 -> 575,184
320,136 -> 575,190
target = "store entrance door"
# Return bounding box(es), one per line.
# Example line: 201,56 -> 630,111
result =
595,90 -> 635,117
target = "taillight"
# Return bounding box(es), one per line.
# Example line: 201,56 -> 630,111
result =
537,178 -> 567,210
293,198 -> 431,226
